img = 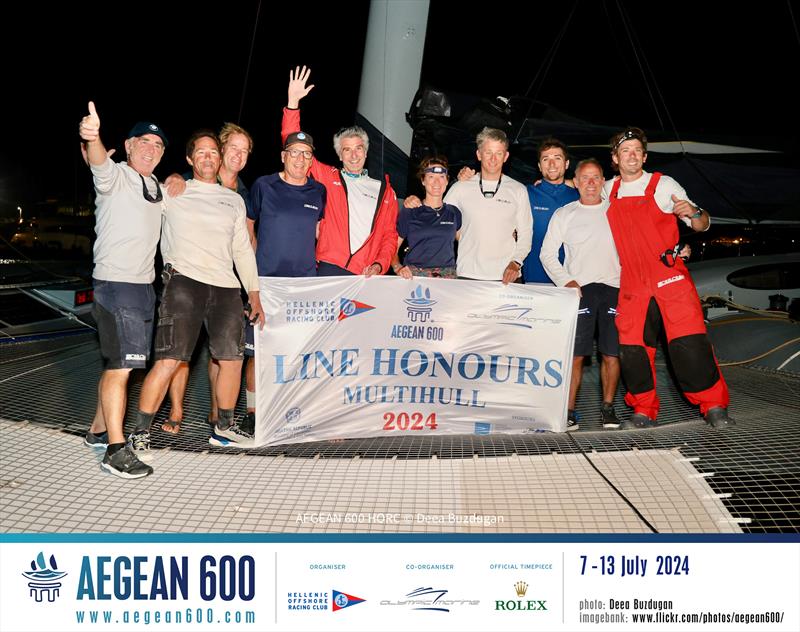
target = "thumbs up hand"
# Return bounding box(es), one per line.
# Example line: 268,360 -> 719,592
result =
79,101 -> 101,142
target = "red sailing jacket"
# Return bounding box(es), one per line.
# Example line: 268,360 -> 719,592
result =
282,108 -> 398,274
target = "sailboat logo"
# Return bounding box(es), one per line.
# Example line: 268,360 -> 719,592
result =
21,552 -> 68,603
404,285 -> 436,322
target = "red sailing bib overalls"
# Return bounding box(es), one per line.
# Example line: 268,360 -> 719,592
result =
606,173 -> 729,420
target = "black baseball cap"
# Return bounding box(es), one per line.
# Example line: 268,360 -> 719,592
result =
284,131 -> 314,150
127,122 -> 168,146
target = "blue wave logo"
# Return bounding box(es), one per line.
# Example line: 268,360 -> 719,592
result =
21,552 -> 68,602
404,286 -> 436,323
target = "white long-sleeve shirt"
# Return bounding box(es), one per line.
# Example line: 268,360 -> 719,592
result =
91,157 -> 163,283
161,179 -> 258,291
539,199 -> 620,288
444,174 -> 532,280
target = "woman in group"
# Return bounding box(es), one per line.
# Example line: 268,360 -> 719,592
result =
391,156 -> 462,279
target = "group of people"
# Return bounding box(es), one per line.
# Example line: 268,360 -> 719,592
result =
80,66 -> 731,480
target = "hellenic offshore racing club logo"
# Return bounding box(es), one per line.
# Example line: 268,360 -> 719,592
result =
494,581 -> 548,612
288,589 -> 365,613
338,297 -> 375,321
332,590 -> 365,611
404,285 -> 436,322
21,552 -> 68,602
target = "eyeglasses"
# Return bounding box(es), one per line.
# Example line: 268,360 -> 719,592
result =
139,174 -> 163,203
285,148 -> 313,160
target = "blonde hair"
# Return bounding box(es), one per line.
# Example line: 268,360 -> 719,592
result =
219,122 -> 254,153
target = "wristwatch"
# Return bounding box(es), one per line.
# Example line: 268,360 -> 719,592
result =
689,207 -> 704,219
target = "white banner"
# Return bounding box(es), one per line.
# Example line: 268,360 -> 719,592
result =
255,277 -> 578,446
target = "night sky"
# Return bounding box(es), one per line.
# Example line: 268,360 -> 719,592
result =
2,0 -> 798,218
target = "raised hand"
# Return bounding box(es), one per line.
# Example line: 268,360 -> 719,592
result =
79,101 -> 101,142
288,65 -> 314,108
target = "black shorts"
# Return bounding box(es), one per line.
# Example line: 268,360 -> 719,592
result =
574,283 -> 620,357
93,279 -> 155,369
154,269 -> 244,362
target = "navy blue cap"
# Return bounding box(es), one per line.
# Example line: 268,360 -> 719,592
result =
284,131 -> 314,150
127,122 -> 168,147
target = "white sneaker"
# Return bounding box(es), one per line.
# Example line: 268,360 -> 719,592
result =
209,423 -> 254,448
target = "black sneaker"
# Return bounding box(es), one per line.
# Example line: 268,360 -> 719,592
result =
600,403 -> 621,429
101,447 -> 153,479
567,410 -> 580,431
126,430 -> 153,463
84,430 -> 108,448
704,407 -> 735,429
619,412 -> 656,430
240,411 -> 256,435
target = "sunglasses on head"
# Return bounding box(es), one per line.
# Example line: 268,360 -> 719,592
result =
613,130 -> 644,150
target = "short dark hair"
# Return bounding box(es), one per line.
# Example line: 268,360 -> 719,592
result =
537,137 -> 568,161
417,155 -> 450,182
186,129 -> 220,159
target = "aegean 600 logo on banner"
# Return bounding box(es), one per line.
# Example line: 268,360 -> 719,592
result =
256,276 -> 579,446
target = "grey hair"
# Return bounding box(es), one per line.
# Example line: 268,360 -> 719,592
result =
475,126 -> 509,150
333,126 -> 370,158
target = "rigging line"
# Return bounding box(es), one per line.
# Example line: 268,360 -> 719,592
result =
566,433 -> 659,533
602,0 -> 639,115
683,155 -> 756,224
237,0 -> 263,124
512,0 -> 579,145
615,1 -> 683,145
613,0 -> 665,131
788,0 -> 800,48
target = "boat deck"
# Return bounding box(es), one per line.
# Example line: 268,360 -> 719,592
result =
1,332 -> 798,533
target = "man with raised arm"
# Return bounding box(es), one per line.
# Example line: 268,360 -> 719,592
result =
282,66 -> 398,277
79,102 -> 167,479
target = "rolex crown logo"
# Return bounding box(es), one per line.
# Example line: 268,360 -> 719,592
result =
514,581 -> 528,597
